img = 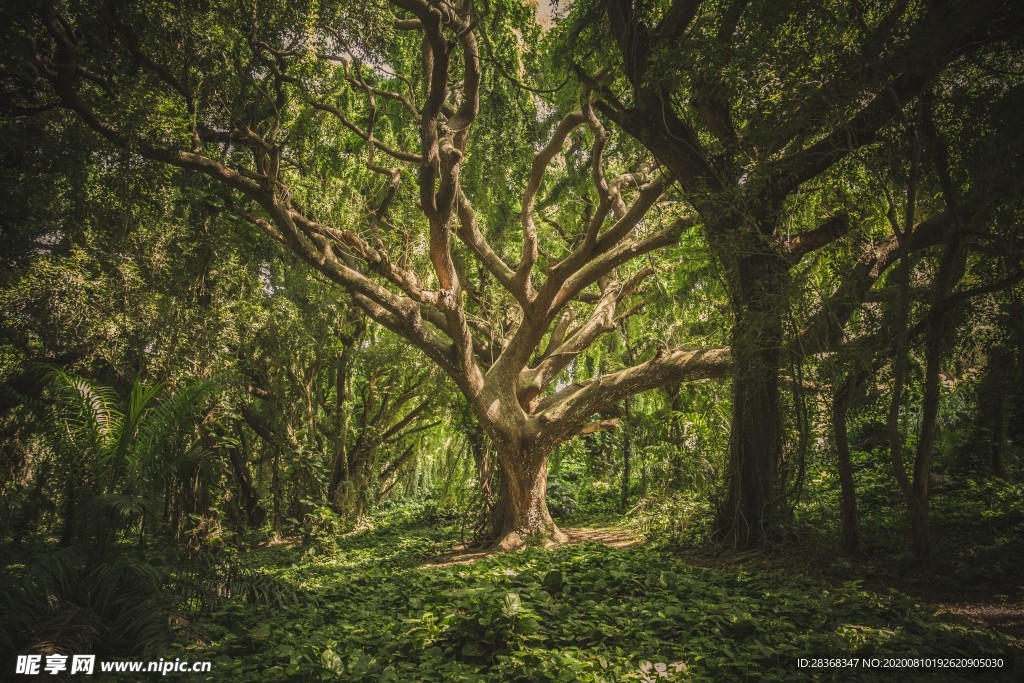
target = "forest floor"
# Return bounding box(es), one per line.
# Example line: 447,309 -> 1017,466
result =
166,497 -> 1023,682
663,478 -> 1024,647
427,519 -> 1024,642
675,544 -> 1024,646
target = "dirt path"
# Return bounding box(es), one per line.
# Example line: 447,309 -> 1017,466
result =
562,526 -> 640,548
424,526 -> 640,567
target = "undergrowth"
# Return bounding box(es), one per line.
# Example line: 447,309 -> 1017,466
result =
152,502 -> 1023,682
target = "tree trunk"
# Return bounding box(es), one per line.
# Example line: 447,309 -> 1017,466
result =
909,99 -> 967,558
786,353 -> 811,508
910,325 -> 943,558
490,446 -> 567,550
328,339 -> 354,513
271,446 -> 283,540
974,346 -> 1012,477
665,385 -> 685,488
886,120 -> 918,501
990,389 -> 1007,478
620,397 -> 632,513
834,374 -> 861,557
465,421 -> 496,543
227,437 -> 264,528
714,254 -> 785,549
909,235 -> 966,557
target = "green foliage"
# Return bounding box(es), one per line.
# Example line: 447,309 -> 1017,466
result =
173,523 -> 1018,682
0,547 -> 171,659
0,371 -> 247,660
545,476 -> 579,520
631,491 -> 715,544
2,0 -> 1024,678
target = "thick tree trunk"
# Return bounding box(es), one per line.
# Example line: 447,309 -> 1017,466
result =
490,447 -> 567,550
714,254 -> 785,549
328,460 -> 347,513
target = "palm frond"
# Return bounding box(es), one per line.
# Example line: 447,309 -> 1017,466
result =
41,365 -> 123,465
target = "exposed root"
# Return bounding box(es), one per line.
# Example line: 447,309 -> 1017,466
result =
424,525 -> 639,567
493,524 -> 569,551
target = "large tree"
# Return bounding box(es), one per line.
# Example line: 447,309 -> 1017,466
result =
3,0 -> 737,548
568,0 -> 1024,546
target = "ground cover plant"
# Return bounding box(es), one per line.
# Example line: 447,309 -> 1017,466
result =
172,501 -> 1022,682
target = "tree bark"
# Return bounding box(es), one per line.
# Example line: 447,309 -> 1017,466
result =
910,313 -> 945,557
328,349 -> 351,513
620,396 -> 633,513
907,97 -> 968,557
974,346 -> 1012,477
328,318 -> 362,513
886,116 -> 919,502
227,440 -> 264,528
271,445 -> 283,540
713,253 -> 785,549
489,446 -> 567,550
834,374 -> 861,557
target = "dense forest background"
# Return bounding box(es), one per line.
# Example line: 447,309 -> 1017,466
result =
2,0 -> 1024,680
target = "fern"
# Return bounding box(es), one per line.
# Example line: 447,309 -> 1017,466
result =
0,369 -> 237,660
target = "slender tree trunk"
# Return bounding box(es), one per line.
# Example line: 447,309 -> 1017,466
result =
834,373 -> 861,557
271,446 -> 282,540
886,119 -> 919,502
328,341 -> 353,513
714,253 -> 785,549
227,437 -> 264,528
465,421 -> 496,543
910,317 -> 944,557
620,397 -> 632,513
909,396 -> 934,557
163,481 -> 170,525
910,97 -> 967,557
910,244 -> 966,555
787,352 -> 811,507
975,346 -> 1012,476
490,445 -> 566,550
640,443 -> 648,497
665,385 -> 685,488
990,387 -> 1008,478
